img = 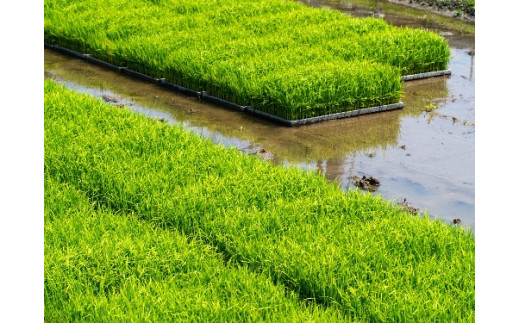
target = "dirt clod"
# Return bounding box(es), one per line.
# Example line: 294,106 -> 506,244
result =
257,149 -> 273,160
240,146 -> 274,161
398,198 -> 420,214
101,94 -> 120,103
350,175 -> 380,192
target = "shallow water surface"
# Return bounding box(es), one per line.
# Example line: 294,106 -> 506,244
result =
44,1 -> 474,230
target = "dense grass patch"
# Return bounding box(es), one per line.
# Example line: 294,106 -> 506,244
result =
45,80 -> 474,321
45,177 -> 343,321
44,0 -> 449,120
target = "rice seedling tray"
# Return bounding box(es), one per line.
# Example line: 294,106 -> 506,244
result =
45,42 -> 406,126
45,0 -> 454,122
245,102 -> 404,126
401,69 -> 452,81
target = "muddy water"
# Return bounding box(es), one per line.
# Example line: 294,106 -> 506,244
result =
300,0 -> 474,33
44,1 -> 474,230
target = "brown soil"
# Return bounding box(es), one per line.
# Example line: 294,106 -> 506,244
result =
398,198 -> 420,214
350,175 -> 380,192
385,0 -> 475,22
101,94 -> 120,103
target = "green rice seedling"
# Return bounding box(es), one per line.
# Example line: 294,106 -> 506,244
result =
44,0 -> 450,120
45,80 -> 474,321
45,176 -> 344,321
356,27 -> 451,74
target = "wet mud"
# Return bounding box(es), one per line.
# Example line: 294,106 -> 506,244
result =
350,175 -> 381,192
398,198 -> 421,215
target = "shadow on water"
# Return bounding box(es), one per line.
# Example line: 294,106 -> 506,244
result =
44,1 -> 474,230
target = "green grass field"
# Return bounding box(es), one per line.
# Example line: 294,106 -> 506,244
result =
44,0 -> 450,120
45,80 -> 474,321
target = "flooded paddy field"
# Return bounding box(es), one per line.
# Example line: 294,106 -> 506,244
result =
44,0 -> 474,230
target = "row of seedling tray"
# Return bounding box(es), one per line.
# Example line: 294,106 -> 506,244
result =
44,0 -> 451,125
